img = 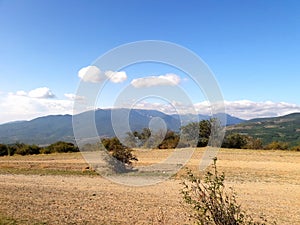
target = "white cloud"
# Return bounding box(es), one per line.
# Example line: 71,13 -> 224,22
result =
28,87 -> 55,98
223,100 -> 300,120
78,66 -> 104,83
105,71 -> 127,83
15,87 -> 55,99
131,73 -> 181,88
0,93 -> 75,124
119,100 -> 198,115
1,88 -> 300,125
0,88 -> 91,124
64,93 -> 85,101
78,66 -> 127,83
118,99 -> 300,120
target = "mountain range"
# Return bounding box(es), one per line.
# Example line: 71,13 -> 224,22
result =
0,108 -> 244,145
1,109 -> 299,146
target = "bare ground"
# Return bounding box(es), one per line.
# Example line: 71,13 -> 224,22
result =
0,149 -> 299,224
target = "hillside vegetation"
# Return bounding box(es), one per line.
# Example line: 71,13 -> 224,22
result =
227,113 -> 300,146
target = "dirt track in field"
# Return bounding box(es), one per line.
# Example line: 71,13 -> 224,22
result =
0,149 -> 300,224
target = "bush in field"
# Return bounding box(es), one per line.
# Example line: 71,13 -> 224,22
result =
244,136 -> 263,150
44,141 -> 79,154
291,145 -> 300,151
222,133 -> 263,150
0,144 -> 8,156
157,130 -> 180,149
182,158 -> 274,225
101,137 -> 138,166
15,144 -> 41,155
222,133 -> 248,149
264,141 -> 289,150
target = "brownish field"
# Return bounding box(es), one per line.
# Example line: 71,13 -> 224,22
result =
0,148 -> 299,224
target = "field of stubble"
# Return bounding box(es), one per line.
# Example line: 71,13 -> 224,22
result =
0,148 -> 299,224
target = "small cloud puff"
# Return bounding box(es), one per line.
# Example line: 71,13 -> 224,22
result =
64,93 -> 85,101
78,66 -> 103,83
131,73 -> 181,88
78,66 -> 127,83
105,71 -> 127,83
16,87 -> 55,99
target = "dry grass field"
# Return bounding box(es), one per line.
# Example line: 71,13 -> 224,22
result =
0,148 -> 299,224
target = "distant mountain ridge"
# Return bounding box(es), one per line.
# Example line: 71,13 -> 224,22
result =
0,108 -> 244,145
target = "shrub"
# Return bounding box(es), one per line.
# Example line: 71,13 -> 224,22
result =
181,158 -> 274,225
222,133 -> 248,149
0,144 -> 8,156
45,141 -> 79,153
101,137 -> 138,172
264,141 -> 289,150
7,145 -> 16,156
157,130 -> 180,149
15,144 -> 40,155
291,145 -> 300,151
244,136 -> 263,150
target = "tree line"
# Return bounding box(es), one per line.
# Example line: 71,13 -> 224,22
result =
0,141 -> 79,157
122,119 -> 300,151
1,119 -> 299,158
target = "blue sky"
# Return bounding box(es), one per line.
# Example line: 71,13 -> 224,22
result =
0,0 -> 300,123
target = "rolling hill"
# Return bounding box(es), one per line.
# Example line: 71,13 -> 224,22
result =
227,113 -> 300,146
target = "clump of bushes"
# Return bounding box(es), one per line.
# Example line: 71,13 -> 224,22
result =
125,128 -> 180,149
222,133 -> 263,149
15,144 -> 40,155
181,158 -> 275,225
0,144 -> 8,156
0,141 -> 79,156
264,141 -> 289,150
41,141 -> 79,154
291,145 -> 300,151
101,137 -> 137,169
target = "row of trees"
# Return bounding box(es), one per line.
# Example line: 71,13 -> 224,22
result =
124,128 -> 180,149
121,119 -> 265,150
1,119 -> 298,159
0,141 -> 79,157
122,119 -> 300,151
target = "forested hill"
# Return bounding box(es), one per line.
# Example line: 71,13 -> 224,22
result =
227,113 -> 300,146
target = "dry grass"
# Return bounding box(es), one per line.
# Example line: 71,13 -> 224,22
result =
0,148 -> 299,224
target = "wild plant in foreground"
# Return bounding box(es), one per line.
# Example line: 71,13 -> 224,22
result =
181,158 -> 276,225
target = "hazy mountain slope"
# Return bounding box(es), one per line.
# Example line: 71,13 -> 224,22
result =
172,113 -> 245,126
0,109 -> 181,145
0,115 -> 73,145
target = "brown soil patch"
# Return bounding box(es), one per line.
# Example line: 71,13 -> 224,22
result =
0,149 -> 299,224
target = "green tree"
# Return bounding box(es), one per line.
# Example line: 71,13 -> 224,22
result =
0,144 -> 8,156
181,120 -> 214,147
222,133 -> 248,149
